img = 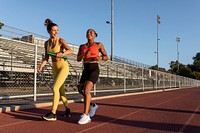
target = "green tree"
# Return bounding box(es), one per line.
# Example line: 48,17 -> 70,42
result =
193,52 -> 200,61
192,52 -> 200,71
0,22 -> 4,29
192,71 -> 200,80
179,64 -> 193,78
149,65 -> 166,72
168,52 -> 200,79
169,61 -> 178,74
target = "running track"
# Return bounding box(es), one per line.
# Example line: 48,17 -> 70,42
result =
0,87 -> 200,133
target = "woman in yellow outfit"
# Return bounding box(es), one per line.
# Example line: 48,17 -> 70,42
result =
37,18 -> 72,121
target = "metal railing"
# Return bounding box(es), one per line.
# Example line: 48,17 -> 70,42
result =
0,24 -> 200,101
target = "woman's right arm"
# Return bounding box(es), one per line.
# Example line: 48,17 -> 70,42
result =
37,42 -> 49,73
77,45 -> 86,62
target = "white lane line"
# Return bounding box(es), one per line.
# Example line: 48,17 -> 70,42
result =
77,93 -> 190,133
0,91 -> 192,130
91,87 -> 182,102
178,105 -> 200,132
0,120 -> 31,128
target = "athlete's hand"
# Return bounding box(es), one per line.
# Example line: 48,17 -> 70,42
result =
56,52 -> 63,58
93,56 -> 101,61
37,67 -> 42,73
84,51 -> 91,57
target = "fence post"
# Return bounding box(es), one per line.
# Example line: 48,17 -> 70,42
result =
34,43 -> 38,101
11,47 -> 13,72
124,64 -> 126,93
93,84 -> 96,96
175,75 -> 177,87
156,71 -> 158,90
163,74 -> 165,91
170,74 -> 171,88
107,65 -> 109,77
142,67 -> 144,91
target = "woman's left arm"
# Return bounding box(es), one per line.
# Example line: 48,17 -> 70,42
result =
98,42 -> 109,61
58,38 -> 73,57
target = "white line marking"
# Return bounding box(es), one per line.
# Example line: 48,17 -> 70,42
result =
77,93 -> 190,133
178,105 -> 200,132
0,120 -> 31,128
0,89 -> 193,131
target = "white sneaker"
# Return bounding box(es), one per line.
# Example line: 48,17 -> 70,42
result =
89,103 -> 99,117
78,114 -> 91,124
80,113 -> 84,118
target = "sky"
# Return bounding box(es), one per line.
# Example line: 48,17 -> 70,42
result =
1,0 -> 200,70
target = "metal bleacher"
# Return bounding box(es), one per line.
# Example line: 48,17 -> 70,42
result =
0,36 -> 81,96
0,34 -> 143,97
0,23 -> 200,100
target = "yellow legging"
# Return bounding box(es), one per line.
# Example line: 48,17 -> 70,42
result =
52,60 -> 69,111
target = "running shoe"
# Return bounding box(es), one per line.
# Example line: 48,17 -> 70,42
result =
43,112 -> 57,121
64,107 -> 71,118
80,113 -> 84,118
78,114 -> 91,124
89,103 -> 99,117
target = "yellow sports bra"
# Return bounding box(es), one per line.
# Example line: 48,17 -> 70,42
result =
47,37 -> 61,54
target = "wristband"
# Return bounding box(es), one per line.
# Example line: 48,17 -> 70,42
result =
101,55 -> 104,60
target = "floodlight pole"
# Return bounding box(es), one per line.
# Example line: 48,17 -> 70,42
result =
111,0 -> 114,61
155,15 -> 160,90
176,37 -> 180,74
156,15 -> 160,70
106,0 -> 114,61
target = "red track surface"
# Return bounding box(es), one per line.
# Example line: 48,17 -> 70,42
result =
0,87 -> 200,133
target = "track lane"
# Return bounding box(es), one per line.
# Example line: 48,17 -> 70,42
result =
0,87 -> 200,133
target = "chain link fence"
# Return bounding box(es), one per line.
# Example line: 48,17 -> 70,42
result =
0,23 -> 199,101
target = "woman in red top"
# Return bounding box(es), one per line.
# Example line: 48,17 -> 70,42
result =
77,29 -> 109,124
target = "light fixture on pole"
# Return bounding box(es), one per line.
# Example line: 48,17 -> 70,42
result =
106,0 -> 114,61
176,37 -> 180,74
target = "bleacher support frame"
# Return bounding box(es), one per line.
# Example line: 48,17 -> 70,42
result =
0,25 -> 200,101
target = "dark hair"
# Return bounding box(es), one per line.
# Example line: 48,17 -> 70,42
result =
87,29 -> 98,37
44,18 -> 58,31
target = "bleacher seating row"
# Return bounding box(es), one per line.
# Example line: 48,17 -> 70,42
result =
1,35 -> 199,99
